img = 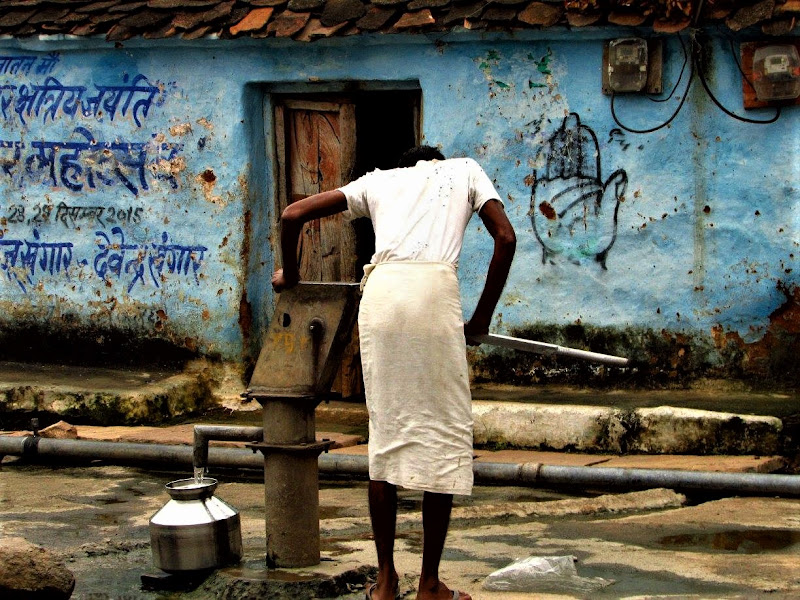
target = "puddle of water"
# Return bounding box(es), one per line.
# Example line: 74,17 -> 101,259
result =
220,566 -> 323,582
659,529 -> 800,553
320,541 -> 358,557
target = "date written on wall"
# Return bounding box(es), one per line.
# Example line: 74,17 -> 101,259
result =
4,202 -> 143,229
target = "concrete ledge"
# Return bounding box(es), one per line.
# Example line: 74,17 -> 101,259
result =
0,361 -> 216,425
472,402 -> 615,451
472,401 -> 783,456
3,424 -> 366,451
0,361 -> 789,456
631,406 -> 782,455
471,449 -> 785,473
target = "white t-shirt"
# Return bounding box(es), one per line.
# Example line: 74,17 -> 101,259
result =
339,157 -> 501,266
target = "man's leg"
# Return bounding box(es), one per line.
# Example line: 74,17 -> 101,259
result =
368,480 -> 399,600
417,492 -> 471,600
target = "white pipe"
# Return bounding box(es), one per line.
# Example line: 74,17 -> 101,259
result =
469,333 -> 630,367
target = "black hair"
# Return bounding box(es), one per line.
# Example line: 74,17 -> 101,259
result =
397,145 -> 445,168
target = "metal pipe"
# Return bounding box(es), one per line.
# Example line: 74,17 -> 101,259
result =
472,462 -> 800,496
1,435 -> 798,497
193,425 -> 263,472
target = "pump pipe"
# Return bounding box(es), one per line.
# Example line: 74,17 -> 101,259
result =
192,425 -> 264,475
2,435 -> 799,497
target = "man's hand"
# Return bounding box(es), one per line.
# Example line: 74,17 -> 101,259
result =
271,268 -> 298,293
464,319 -> 490,346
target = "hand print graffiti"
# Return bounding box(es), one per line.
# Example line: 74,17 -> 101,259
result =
530,113 -> 627,269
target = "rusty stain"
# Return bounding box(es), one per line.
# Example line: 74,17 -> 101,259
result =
196,117 -> 213,130
241,209 -> 252,266
239,291 -> 253,345
770,282 -> 800,334
710,283 -> 800,380
538,201 -> 557,220
196,168 -> 223,204
238,208 -> 253,349
202,309 -> 210,321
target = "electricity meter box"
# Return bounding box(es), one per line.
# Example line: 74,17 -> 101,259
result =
602,38 -> 663,95
608,38 -> 648,92
752,45 -> 800,102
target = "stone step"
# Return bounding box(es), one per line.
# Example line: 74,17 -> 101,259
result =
0,361 -> 795,457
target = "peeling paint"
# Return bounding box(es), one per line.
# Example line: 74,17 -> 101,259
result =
0,35 -> 795,390
150,155 -> 187,181
196,117 -> 214,131
169,122 -> 193,137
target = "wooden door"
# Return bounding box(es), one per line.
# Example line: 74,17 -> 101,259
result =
274,99 -> 362,397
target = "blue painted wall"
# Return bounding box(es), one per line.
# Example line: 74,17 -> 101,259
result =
0,31 -> 797,384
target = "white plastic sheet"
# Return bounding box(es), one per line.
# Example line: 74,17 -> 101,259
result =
483,555 -> 613,594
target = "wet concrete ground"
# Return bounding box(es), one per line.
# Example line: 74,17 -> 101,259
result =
2,458 -> 800,600
3,363 -> 800,598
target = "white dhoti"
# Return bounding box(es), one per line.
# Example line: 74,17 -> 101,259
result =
359,262 -> 473,496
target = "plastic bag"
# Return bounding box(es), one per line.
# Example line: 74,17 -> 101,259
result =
482,555 -> 613,594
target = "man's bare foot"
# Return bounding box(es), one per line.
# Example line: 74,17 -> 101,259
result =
366,572 -> 399,600
416,580 -> 471,600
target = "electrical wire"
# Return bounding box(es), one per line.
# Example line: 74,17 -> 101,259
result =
693,0 -> 705,26
727,35 -> 751,84
609,0 -> 782,133
647,34 -> 689,103
692,34 -> 781,124
610,37 -> 695,134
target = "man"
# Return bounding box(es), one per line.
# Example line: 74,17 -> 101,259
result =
272,145 -> 516,600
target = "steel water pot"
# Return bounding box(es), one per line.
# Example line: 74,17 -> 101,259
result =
149,477 -> 242,572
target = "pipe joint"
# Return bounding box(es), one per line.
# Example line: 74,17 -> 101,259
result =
22,435 -> 40,456
519,461 -> 543,483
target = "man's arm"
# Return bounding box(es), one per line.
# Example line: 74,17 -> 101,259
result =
464,199 -> 516,341
271,189 -> 348,292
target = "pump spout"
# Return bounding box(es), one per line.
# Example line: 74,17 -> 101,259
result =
192,425 -> 264,476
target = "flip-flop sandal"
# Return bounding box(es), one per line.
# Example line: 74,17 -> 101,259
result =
365,582 -> 402,599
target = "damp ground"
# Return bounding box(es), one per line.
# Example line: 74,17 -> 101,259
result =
2,459 -> 800,599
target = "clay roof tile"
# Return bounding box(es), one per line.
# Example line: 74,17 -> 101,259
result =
0,0 -> 791,40
0,11 -> 37,27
